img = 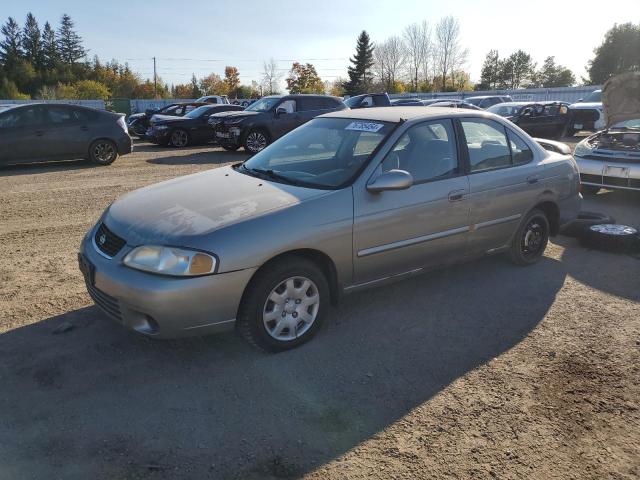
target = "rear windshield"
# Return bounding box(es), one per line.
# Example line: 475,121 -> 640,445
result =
582,91 -> 602,103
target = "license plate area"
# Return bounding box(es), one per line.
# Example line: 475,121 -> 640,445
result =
604,165 -> 629,178
78,253 -> 95,286
216,131 -> 230,138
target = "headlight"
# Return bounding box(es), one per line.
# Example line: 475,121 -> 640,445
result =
573,140 -> 592,158
123,246 -> 217,276
225,117 -> 246,125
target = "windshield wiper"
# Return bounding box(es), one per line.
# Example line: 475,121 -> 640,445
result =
242,165 -> 302,186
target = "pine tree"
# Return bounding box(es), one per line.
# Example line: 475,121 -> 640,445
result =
345,31 -> 375,95
479,50 -> 500,90
57,14 -> 86,64
0,17 -> 23,69
42,21 -> 58,68
22,13 -> 42,68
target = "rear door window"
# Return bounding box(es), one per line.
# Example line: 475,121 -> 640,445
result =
278,99 -> 296,113
461,119 -> 511,172
507,130 -> 534,166
46,106 -> 76,124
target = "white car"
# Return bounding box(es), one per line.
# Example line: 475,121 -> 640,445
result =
195,95 -> 230,105
568,90 -> 604,135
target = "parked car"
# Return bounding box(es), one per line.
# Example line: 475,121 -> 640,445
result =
574,73 -> 640,193
210,94 -> 346,153
0,103 -> 132,166
127,102 -> 207,137
487,101 -> 571,139
428,99 -> 482,110
567,89 -> 605,135
391,98 -> 425,106
146,104 -> 244,147
79,106 -> 580,351
195,95 -> 230,104
464,95 -> 513,109
344,93 -> 392,108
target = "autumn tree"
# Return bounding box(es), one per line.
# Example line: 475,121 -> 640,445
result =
286,62 -> 324,93
224,66 -> 240,96
261,58 -> 283,95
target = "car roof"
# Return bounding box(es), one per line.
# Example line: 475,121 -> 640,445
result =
321,106 -> 489,123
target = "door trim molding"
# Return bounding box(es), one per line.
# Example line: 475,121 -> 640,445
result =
474,214 -> 522,230
357,225 -> 469,258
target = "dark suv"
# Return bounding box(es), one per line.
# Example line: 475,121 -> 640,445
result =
210,94 -> 346,153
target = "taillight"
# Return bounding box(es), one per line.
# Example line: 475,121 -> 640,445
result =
117,116 -> 127,133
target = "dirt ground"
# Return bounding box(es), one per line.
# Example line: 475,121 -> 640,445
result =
0,139 -> 638,480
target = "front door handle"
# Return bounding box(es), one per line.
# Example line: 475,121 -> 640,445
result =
527,176 -> 539,184
448,189 -> 466,202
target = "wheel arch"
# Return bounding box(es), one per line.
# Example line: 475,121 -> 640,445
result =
533,200 -> 560,236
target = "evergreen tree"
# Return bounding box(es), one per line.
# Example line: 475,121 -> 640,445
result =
42,21 -> 58,68
22,13 -> 42,68
0,17 -> 23,69
57,14 -> 86,64
478,50 -> 500,90
345,30 -> 375,95
587,22 -> 640,84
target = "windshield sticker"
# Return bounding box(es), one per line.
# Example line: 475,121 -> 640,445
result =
345,121 -> 384,133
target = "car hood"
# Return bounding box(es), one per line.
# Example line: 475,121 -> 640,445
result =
211,110 -> 260,121
104,166 -> 330,246
569,102 -> 602,110
150,114 -> 188,125
603,72 -> 640,128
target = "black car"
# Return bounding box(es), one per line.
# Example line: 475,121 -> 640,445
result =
428,99 -> 482,110
487,101 -> 571,139
127,102 -> 207,137
344,93 -> 392,108
390,98 -> 425,106
147,104 -> 244,147
0,103 -> 132,166
210,94 -> 347,153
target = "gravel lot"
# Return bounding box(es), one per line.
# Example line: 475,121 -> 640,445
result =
0,139 -> 638,479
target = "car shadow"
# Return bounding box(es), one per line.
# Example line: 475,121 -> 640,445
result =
0,255 -> 567,479
146,150 -> 249,166
0,158 -> 96,176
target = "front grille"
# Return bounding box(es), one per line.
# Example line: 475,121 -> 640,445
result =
580,173 -> 602,184
603,176 -> 629,187
86,282 -> 122,321
572,109 -> 599,122
94,223 -> 126,258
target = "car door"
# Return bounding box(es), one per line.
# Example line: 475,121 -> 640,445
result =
271,99 -> 298,139
353,118 -> 471,284
41,105 -> 92,158
460,118 -> 540,256
0,105 -> 47,163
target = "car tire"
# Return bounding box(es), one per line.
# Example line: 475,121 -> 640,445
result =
237,257 -> 329,352
169,129 -> 190,148
561,211 -> 615,238
564,126 -> 576,137
88,139 -> 118,166
508,208 -> 550,266
581,224 -> 639,253
581,185 -> 601,195
220,142 -> 240,151
244,129 -> 270,154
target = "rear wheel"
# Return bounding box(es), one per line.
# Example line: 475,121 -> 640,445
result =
508,209 -> 550,266
237,257 -> 329,352
88,139 -> 118,165
244,129 -> 269,154
170,129 -> 190,148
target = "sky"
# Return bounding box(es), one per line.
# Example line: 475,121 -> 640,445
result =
3,0 -> 637,89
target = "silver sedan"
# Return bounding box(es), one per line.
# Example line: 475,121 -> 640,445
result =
80,107 -> 581,351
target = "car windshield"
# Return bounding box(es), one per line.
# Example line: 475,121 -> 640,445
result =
582,90 -> 602,102
239,117 -> 395,189
245,97 -> 281,112
184,106 -> 212,118
611,118 -> 640,130
487,104 -> 524,117
465,98 -> 483,106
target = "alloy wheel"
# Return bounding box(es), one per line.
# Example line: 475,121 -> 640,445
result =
171,130 -> 189,147
262,276 -> 320,341
93,142 -> 116,163
246,131 -> 267,153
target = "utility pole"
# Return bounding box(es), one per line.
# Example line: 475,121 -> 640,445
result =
153,56 -> 157,98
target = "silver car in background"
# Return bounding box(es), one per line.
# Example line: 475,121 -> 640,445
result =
79,107 -> 581,351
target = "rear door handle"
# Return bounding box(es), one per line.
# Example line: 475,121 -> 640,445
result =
527,176 -> 539,184
448,189 -> 466,202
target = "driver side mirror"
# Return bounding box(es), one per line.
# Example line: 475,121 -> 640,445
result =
367,169 -> 413,193
275,107 -> 288,117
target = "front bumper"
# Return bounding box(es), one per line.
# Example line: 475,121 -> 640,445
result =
79,225 -> 257,338
213,124 -> 243,146
146,127 -> 171,145
576,156 -> 640,191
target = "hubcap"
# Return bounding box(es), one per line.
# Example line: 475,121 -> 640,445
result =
94,142 -> 115,162
521,218 -> 545,258
171,130 -> 188,147
246,132 -> 267,152
262,276 -> 320,341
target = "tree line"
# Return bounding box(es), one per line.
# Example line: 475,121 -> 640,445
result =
1,12 -> 638,100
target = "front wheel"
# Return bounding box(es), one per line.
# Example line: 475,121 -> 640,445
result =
508,209 -> 550,266
237,257 -> 329,352
169,129 -> 190,148
243,129 -> 269,154
89,139 -> 118,165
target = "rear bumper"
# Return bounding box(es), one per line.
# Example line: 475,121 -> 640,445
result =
577,156 -> 640,191
117,135 -> 133,155
79,225 -> 257,338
